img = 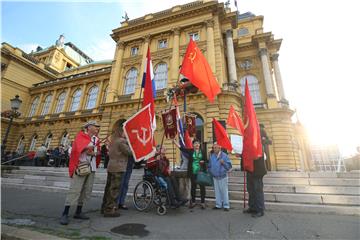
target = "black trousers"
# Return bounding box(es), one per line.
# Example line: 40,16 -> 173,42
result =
190,173 -> 206,203
246,172 -> 265,213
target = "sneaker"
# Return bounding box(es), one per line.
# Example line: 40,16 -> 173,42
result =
119,204 -> 128,210
251,212 -> 264,218
60,214 -> 69,225
73,213 -> 90,220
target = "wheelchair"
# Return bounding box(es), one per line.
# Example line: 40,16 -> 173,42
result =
132,168 -> 170,215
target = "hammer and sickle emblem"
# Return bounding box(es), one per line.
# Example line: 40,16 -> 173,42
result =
132,127 -> 152,146
188,49 -> 197,63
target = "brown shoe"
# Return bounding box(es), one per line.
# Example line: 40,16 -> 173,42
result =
188,201 -> 195,209
103,210 -> 120,217
200,203 -> 206,209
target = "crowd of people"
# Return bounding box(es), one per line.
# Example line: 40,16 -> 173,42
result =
54,120 -> 270,225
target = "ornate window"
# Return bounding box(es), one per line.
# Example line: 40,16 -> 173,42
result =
154,62 -> 168,90
55,92 -> 66,113
41,94 -> 52,115
124,68 -> 138,95
131,46 -> 139,56
69,89 -> 82,112
60,132 -> 69,147
28,97 -> 39,117
85,85 -> 99,109
240,75 -> 262,104
16,135 -> 25,154
29,134 -> 38,151
158,39 -> 168,49
238,28 -> 249,36
44,133 -> 53,148
189,32 -> 200,41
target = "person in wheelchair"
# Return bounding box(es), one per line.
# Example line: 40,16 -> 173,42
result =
146,145 -> 186,208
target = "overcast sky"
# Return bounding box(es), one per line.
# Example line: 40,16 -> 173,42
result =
2,0 -> 359,156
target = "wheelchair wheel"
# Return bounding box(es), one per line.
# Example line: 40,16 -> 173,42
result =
133,180 -> 154,211
157,205 -> 167,216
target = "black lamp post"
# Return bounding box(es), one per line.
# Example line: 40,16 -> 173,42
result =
1,95 -> 22,159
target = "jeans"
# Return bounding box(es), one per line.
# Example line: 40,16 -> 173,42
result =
213,176 -> 230,209
117,158 -> 134,205
246,172 -> 265,213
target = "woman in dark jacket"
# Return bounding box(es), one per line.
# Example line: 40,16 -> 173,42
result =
174,139 -> 208,209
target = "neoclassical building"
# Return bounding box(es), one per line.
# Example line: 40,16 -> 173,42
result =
1,0 -> 312,170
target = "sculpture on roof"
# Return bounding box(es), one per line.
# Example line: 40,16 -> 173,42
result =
55,34 -> 65,48
122,12 -> 129,21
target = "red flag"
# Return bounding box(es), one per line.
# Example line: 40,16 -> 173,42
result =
142,47 -> 156,143
180,39 -> 221,102
213,118 -> 233,151
161,107 -> 177,139
242,79 -> 262,172
123,104 -> 155,162
227,105 -> 244,135
184,129 -> 193,149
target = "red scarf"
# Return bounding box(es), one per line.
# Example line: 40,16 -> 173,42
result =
68,131 -> 101,177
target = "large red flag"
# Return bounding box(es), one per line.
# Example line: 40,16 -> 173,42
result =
123,104 -> 155,162
242,79 -> 262,172
227,105 -> 244,135
180,39 -> 221,102
142,47 -> 156,141
213,118 -> 233,151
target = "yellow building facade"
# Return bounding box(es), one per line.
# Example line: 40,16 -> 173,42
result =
1,0 -> 312,171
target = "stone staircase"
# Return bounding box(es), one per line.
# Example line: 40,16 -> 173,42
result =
2,166 -> 359,215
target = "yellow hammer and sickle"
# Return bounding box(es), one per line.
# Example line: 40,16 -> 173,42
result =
189,50 -> 197,63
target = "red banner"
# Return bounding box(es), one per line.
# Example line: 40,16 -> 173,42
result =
161,107 -> 177,139
123,104 -> 155,162
185,114 -> 196,137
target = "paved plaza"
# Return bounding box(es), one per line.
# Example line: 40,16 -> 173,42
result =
1,187 -> 359,239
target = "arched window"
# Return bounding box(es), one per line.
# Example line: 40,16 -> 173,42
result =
194,114 -> 204,144
41,94 -> 52,115
16,135 -> 25,154
154,62 -> 168,90
124,68 -> 138,94
240,75 -> 262,104
44,133 -> 53,148
102,85 -> 108,103
28,97 -> 39,117
60,132 -> 69,147
69,89 -> 82,112
85,85 -> 99,109
29,134 -> 38,151
55,92 -> 66,113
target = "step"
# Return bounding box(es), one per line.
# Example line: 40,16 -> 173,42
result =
2,183 -> 359,216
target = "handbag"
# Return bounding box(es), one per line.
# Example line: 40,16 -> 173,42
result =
76,161 -> 91,176
196,171 -> 213,186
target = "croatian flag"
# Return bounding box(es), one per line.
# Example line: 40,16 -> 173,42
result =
142,47 -> 156,98
142,47 -> 156,144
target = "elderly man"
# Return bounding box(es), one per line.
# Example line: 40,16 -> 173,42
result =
60,120 -> 101,225
208,142 -> 232,211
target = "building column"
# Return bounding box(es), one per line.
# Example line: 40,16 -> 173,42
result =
206,20 -> 216,73
225,29 -> 237,83
171,28 -> 180,84
95,80 -> 104,108
76,83 -> 87,113
106,41 -> 125,103
135,35 -> 150,99
259,48 -> 275,97
271,53 -> 287,102
48,89 -> 58,114
35,92 -> 45,116
62,87 -> 71,112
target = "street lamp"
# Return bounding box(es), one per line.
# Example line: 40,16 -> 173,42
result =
1,95 -> 22,159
